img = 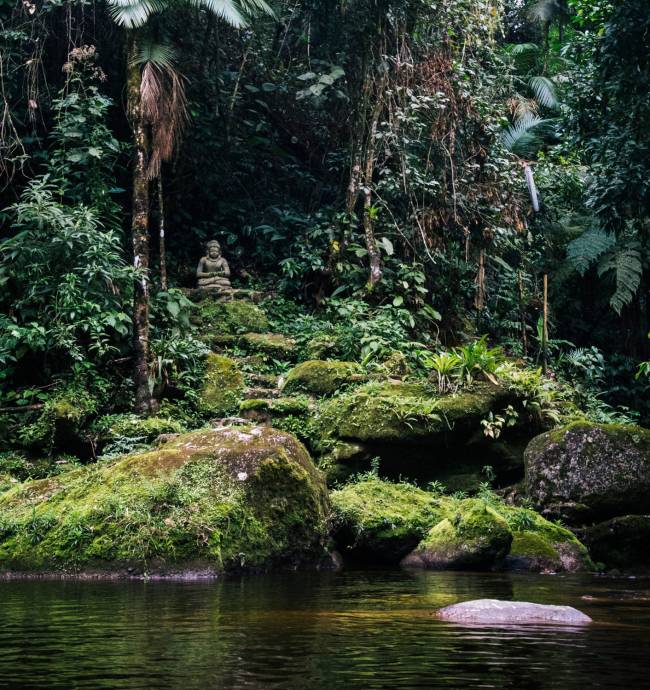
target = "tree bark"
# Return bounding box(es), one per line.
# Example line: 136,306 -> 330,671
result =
157,174 -> 168,291
127,32 -> 153,415
362,85 -> 384,290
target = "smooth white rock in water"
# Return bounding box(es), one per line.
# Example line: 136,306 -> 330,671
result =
438,599 -> 592,625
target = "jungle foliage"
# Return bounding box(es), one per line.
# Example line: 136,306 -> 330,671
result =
0,0 -> 648,460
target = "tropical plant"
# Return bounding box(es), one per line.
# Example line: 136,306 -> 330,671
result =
421,352 -> 461,395
454,337 -> 505,385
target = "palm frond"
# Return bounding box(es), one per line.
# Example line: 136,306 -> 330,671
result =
191,0 -> 245,27
528,0 -> 562,23
597,242 -> 643,315
529,76 -> 559,109
566,227 -> 615,275
139,47 -> 189,179
108,0 -> 165,28
510,42 -> 541,55
502,113 -> 554,158
133,42 -> 176,68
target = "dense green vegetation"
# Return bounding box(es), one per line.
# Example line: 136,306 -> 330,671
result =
0,0 -> 649,575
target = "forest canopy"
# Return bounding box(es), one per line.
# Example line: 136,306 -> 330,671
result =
0,0 -> 648,450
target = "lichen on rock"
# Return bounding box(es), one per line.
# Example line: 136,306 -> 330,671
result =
525,422 -> 650,523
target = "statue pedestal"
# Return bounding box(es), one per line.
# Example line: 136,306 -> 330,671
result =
183,287 -> 264,303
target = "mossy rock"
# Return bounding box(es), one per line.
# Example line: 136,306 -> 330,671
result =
330,478 -> 440,562
239,333 -> 296,358
329,478 -> 591,571
582,515 -> 650,571
320,381 -> 512,444
317,441 -> 373,486
240,397 -> 311,416
95,414 -> 185,446
401,499 -> 512,571
0,426 -> 331,575
193,299 -> 269,338
525,422 -> 650,523
283,360 -> 366,397
199,354 -> 245,417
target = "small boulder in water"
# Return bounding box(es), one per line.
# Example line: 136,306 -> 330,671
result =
438,599 -> 592,625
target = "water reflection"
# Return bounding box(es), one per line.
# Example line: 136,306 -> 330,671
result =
0,571 -> 649,689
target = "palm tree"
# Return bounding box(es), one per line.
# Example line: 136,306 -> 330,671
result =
107,0 -> 272,414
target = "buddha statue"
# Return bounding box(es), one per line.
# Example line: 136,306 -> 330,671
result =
196,240 -> 232,294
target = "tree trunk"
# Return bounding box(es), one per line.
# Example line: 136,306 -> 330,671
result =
157,174 -> 168,291
127,32 -> 153,415
362,87 -> 384,291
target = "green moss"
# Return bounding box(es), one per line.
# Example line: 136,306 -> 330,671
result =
194,299 -> 269,336
0,426 -> 330,575
283,360 -> 366,397
96,414 -> 185,445
199,354 -> 245,417
510,531 -> 558,560
239,332 -> 296,358
331,478 -> 441,562
320,381 -> 511,443
404,499 -> 512,570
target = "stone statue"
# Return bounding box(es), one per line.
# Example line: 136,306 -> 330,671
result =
196,240 -> 232,294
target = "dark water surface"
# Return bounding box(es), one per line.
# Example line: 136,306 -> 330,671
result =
1,570 -> 650,689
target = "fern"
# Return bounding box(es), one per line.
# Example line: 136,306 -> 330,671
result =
597,242 -> 643,315
566,227 -> 615,275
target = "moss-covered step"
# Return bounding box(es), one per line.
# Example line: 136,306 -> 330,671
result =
239,397 -> 312,424
283,360 -> 366,397
191,299 -> 270,339
330,478 -> 592,572
0,426 -> 331,576
525,422 -> 650,523
320,381 -> 514,444
238,333 -> 296,359
198,354 -> 245,417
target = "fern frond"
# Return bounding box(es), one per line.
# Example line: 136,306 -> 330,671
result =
566,227 -> 615,275
597,243 -> 643,315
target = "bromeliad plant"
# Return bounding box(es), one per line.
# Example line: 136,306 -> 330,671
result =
454,337 -> 505,385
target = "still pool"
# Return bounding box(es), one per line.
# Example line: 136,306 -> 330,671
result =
1,570 -> 649,689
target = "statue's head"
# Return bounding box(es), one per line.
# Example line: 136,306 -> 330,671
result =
206,240 -> 221,259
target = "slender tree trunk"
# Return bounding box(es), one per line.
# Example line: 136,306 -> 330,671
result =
127,32 -> 153,415
362,86 -> 384,290
542,273 -> 549,374
157,174 -> 168,291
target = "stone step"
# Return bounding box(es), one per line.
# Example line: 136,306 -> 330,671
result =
245,373 -> 281,388
244,387 -> 281,400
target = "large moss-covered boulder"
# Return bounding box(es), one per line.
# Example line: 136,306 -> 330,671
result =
582,515 -> 650,571
401,499 -> 512,571
0,426 -> 331,576
193,299 -> 269,340
525,422 -> 650,522
330,478 -> 439,562
199,354 -> 245,416
321,382 -> 512,444
330,478 -> 591,572
284,360 -> 366,397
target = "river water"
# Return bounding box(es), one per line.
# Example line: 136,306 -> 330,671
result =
1,570 -> 649,689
